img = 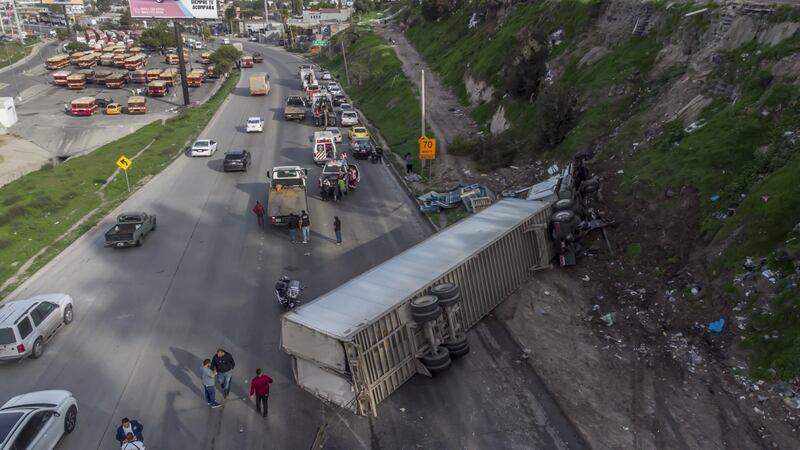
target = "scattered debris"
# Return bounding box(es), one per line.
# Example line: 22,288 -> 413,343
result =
710,194 -> 721,202
600,312 -> 615,326
708,318 -> 726,333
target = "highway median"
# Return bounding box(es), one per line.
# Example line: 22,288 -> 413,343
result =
0,70 -> 240,296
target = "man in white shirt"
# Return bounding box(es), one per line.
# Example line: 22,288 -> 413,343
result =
121,432 -> 145,450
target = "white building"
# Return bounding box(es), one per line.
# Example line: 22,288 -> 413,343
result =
288,8 -> 351,27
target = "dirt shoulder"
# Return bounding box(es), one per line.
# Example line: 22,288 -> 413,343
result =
375,23 -> 475,184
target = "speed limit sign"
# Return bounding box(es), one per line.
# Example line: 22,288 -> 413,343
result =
418,135 -> 436,160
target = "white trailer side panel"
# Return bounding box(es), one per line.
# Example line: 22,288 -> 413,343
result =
281,316 -> 347,372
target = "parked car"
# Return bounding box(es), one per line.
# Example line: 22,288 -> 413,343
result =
340,111 -> 359,127
246,117 -> 264,133
222,38 -> 230,44
95,97 -> 113,108
190,139 -> 218,157
223,149 -> 251,172
0,390 -> 78,449
350,138 -> 375,160
349,126 -> 369,140
0,294 -> 74,361
105,103 -> 122,115
249,35 -> 258,42
104,212 -> 157,248
325,127 -> 342,143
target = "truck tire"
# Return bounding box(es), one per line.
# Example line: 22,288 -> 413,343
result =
412,305 -> 442,323
152,219 -> 157,231
550,210 -> 579,239
449,344 -> 470,358
443,333 -> 468,351
437,293 -> 461,308
430,283 -> 459,301
421,346 -> 452,373
552,198 -> 575,212
410,295 -> 439,314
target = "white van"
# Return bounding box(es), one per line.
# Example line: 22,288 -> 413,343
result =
0,294 -> 74,361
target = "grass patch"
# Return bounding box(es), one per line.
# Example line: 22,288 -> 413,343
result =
625,243 -> 642,258
0,40 -> 36,69
561,34 -> 663,90
0,71 -> 239,294
316,27 -> 427,173
742,290 -> 800,380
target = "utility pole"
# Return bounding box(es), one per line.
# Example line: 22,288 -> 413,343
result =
421,69 -> 426,179
263,0 -> 269,41
173,21 -> 191,106
62,5 -> 70,37
341,41 -> 350,85
10,0 -> 24,44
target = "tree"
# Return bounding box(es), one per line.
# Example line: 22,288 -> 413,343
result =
118,10 -> 133,30
65,41 -> 91,53
140,23 -> 176,49
210,44 -> 241,75
353,0 -> 375,13
200,27 -> 211,42
291,0 -> 302,15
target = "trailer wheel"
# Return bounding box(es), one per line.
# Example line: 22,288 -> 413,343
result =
449,344 -> 470,358
581,184 -> 599,194
430,283 -> 459,301
443,333 -> 468,351
426,358 -> 452,374
580,178 -> 600,189
551,198 -> 575,212
411,305 -> 442,323
437,293 -> 461,308
421,346 -> 451,373
410,295 -> 440,314
550,210 -> 579,239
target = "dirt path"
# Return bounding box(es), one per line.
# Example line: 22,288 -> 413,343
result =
375,23 -> 475,184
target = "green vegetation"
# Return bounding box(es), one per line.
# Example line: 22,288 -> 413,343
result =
561,35 -> 663,90
65,41 -> 91,53
139,23 -> 177,49
743,290 -> 800,380
0,41 -> 36,69
210,45 -> 242,76
0,72 -> 240,295
315,26 -> 426,173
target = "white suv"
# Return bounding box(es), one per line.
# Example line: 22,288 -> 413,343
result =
246,117 -> 264,133
0,390 -> 78,450
0,294 -> 74,361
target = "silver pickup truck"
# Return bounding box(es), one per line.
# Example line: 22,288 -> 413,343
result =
104,212 -> 157,248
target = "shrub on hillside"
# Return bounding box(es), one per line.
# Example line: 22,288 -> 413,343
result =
449,134 -> 516,170
531,84 -> 577,150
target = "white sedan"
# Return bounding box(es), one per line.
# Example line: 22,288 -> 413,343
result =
0,390 -> 78,450
340,111 -> 359,127
190,139 -> 218,157
321,72 -> 332,80
328,86 -> 343,96
246,117 -> 264,133
325,127 -> 343,143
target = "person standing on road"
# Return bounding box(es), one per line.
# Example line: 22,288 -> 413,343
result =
404,153 -> 413,174
116,418 -> 144,446
249,368 -> 274,418
300,210 -> 310,244
337,177 -> 347,198
320,178 -> 330,201
120,433 -> 145,450
201,359 -> 221,408
287,213 -> 299,243
253,201 -> 265,226
333,216 -> 342,245
211,348 -> 236,399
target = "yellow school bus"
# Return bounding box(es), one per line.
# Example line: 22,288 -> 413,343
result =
127,96 -> 147,114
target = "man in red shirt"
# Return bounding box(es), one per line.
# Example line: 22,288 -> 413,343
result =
249,368 -> 273,417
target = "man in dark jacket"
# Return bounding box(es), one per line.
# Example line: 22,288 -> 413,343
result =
211,348 -> 235,398
115,417 -> 144,445
287,213 -> 299,243
249,368 -> 274,417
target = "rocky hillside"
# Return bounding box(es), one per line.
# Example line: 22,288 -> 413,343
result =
397,0 -> 800,446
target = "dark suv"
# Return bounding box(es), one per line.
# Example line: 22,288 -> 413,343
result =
223,150 -> 251,172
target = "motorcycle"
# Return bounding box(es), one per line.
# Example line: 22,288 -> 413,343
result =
275,276 -> 303,310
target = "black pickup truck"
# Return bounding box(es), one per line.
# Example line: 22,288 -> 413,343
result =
104,212 -> 157,248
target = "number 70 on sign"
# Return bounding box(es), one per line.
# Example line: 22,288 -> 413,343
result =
418,136 -> 436,160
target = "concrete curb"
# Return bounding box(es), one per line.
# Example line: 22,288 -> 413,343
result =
0,40 -> 50,77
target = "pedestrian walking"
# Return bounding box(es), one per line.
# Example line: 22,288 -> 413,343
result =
249,368 -> 274,418
120,433 -> 145,450
116,418 -> 144,445
300,210 -> 311,243
334,216 -> 342,245
287,213 -> 299,242
211,348 -> 236,399
404,153 -> 413,174
253,201 -> 265,226
201,359 -> 221,408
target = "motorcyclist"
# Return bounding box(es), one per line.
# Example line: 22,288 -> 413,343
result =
275,276 -> 289,304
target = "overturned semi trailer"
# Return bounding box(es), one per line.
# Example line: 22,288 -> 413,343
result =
280,198 -> 554,416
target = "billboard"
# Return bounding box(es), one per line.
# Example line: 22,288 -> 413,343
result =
128,0 -> 218,19
41,0 -> 84,4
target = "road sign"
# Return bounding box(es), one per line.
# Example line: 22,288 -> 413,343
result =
312,39 -> 329,47
116,155 -> 132,171
418,136 -> 436,160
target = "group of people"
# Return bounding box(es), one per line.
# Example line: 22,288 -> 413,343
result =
284,209 -> 311,243
320,164 -> 358,202
200,348 -> 273,417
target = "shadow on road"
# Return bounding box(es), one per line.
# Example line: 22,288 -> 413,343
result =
162,347 -> 204,398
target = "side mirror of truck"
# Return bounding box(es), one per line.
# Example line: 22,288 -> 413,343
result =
265,170 -> 270,178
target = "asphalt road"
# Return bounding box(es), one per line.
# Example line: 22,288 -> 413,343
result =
0,40 -> 586,449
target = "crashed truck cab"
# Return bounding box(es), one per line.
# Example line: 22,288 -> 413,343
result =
281,199 -> 553,416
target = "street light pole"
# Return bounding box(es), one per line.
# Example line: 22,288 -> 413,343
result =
10,0 -> 24,44
263,0 -> 269,40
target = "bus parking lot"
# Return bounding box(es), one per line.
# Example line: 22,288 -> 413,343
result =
9,47 -> 222,159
